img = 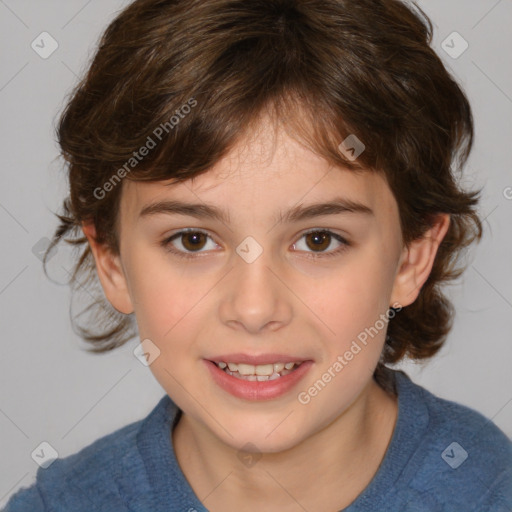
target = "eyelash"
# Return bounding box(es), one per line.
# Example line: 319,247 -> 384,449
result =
160,228 -> 350,260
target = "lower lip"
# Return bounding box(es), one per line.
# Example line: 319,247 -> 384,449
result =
204,359 -> 313,401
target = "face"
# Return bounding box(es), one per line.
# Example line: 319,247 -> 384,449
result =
85,115 -> 447,453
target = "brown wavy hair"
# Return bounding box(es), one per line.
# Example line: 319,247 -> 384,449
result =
43,0 -> 482,389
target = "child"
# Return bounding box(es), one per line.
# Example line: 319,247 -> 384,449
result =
5,0 -> 511,510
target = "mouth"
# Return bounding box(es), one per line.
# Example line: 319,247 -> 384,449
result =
212,360 -> 303,381
204,356 -> 313,401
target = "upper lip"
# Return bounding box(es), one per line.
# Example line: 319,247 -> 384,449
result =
207,353 -> 312,365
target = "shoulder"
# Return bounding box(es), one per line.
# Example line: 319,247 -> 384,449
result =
395,370 -> 512,511
4,413 -> 148,511
417,375 -> 511,469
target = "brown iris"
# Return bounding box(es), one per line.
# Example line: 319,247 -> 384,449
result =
304,231 -> 331,252
181,232 -> 208,251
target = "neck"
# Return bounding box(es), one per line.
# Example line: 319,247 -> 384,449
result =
172,376 -> 398,511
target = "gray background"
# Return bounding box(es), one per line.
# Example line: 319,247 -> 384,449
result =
1,0 -> 511,505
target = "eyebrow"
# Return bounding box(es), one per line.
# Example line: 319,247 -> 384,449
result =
138,196 -> 374,225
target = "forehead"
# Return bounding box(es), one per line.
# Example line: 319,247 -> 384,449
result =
119,116 -> 397,225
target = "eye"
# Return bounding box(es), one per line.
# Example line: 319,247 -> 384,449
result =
161,229 -> 218,259
161,228 -> 350,260
292,229 -> 349,258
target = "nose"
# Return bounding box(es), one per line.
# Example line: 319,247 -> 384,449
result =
218,249 -> 293,334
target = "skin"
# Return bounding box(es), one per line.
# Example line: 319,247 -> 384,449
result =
83,114 -> 450,511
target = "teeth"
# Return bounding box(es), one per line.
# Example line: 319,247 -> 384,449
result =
215,360 -> 301,377
237,363 -> 257,376
256,364 -> 274,376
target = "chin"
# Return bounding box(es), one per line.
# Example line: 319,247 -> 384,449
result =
216,418 -> 307,454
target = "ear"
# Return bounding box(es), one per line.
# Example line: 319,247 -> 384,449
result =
390,213 -> 450,308
81,221 -> 134,315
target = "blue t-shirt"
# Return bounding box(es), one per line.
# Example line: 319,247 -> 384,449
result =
4,369 -> 512,511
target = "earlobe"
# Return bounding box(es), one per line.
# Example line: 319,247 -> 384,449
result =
390,214 -> 450,308
81,222 -> 134,315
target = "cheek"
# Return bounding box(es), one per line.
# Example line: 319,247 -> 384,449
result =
125,248 -> 198,340
305,245 -> 396,377
128,256 -> 208,390
299,257 -> 392,416
316,248 -> 394,325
